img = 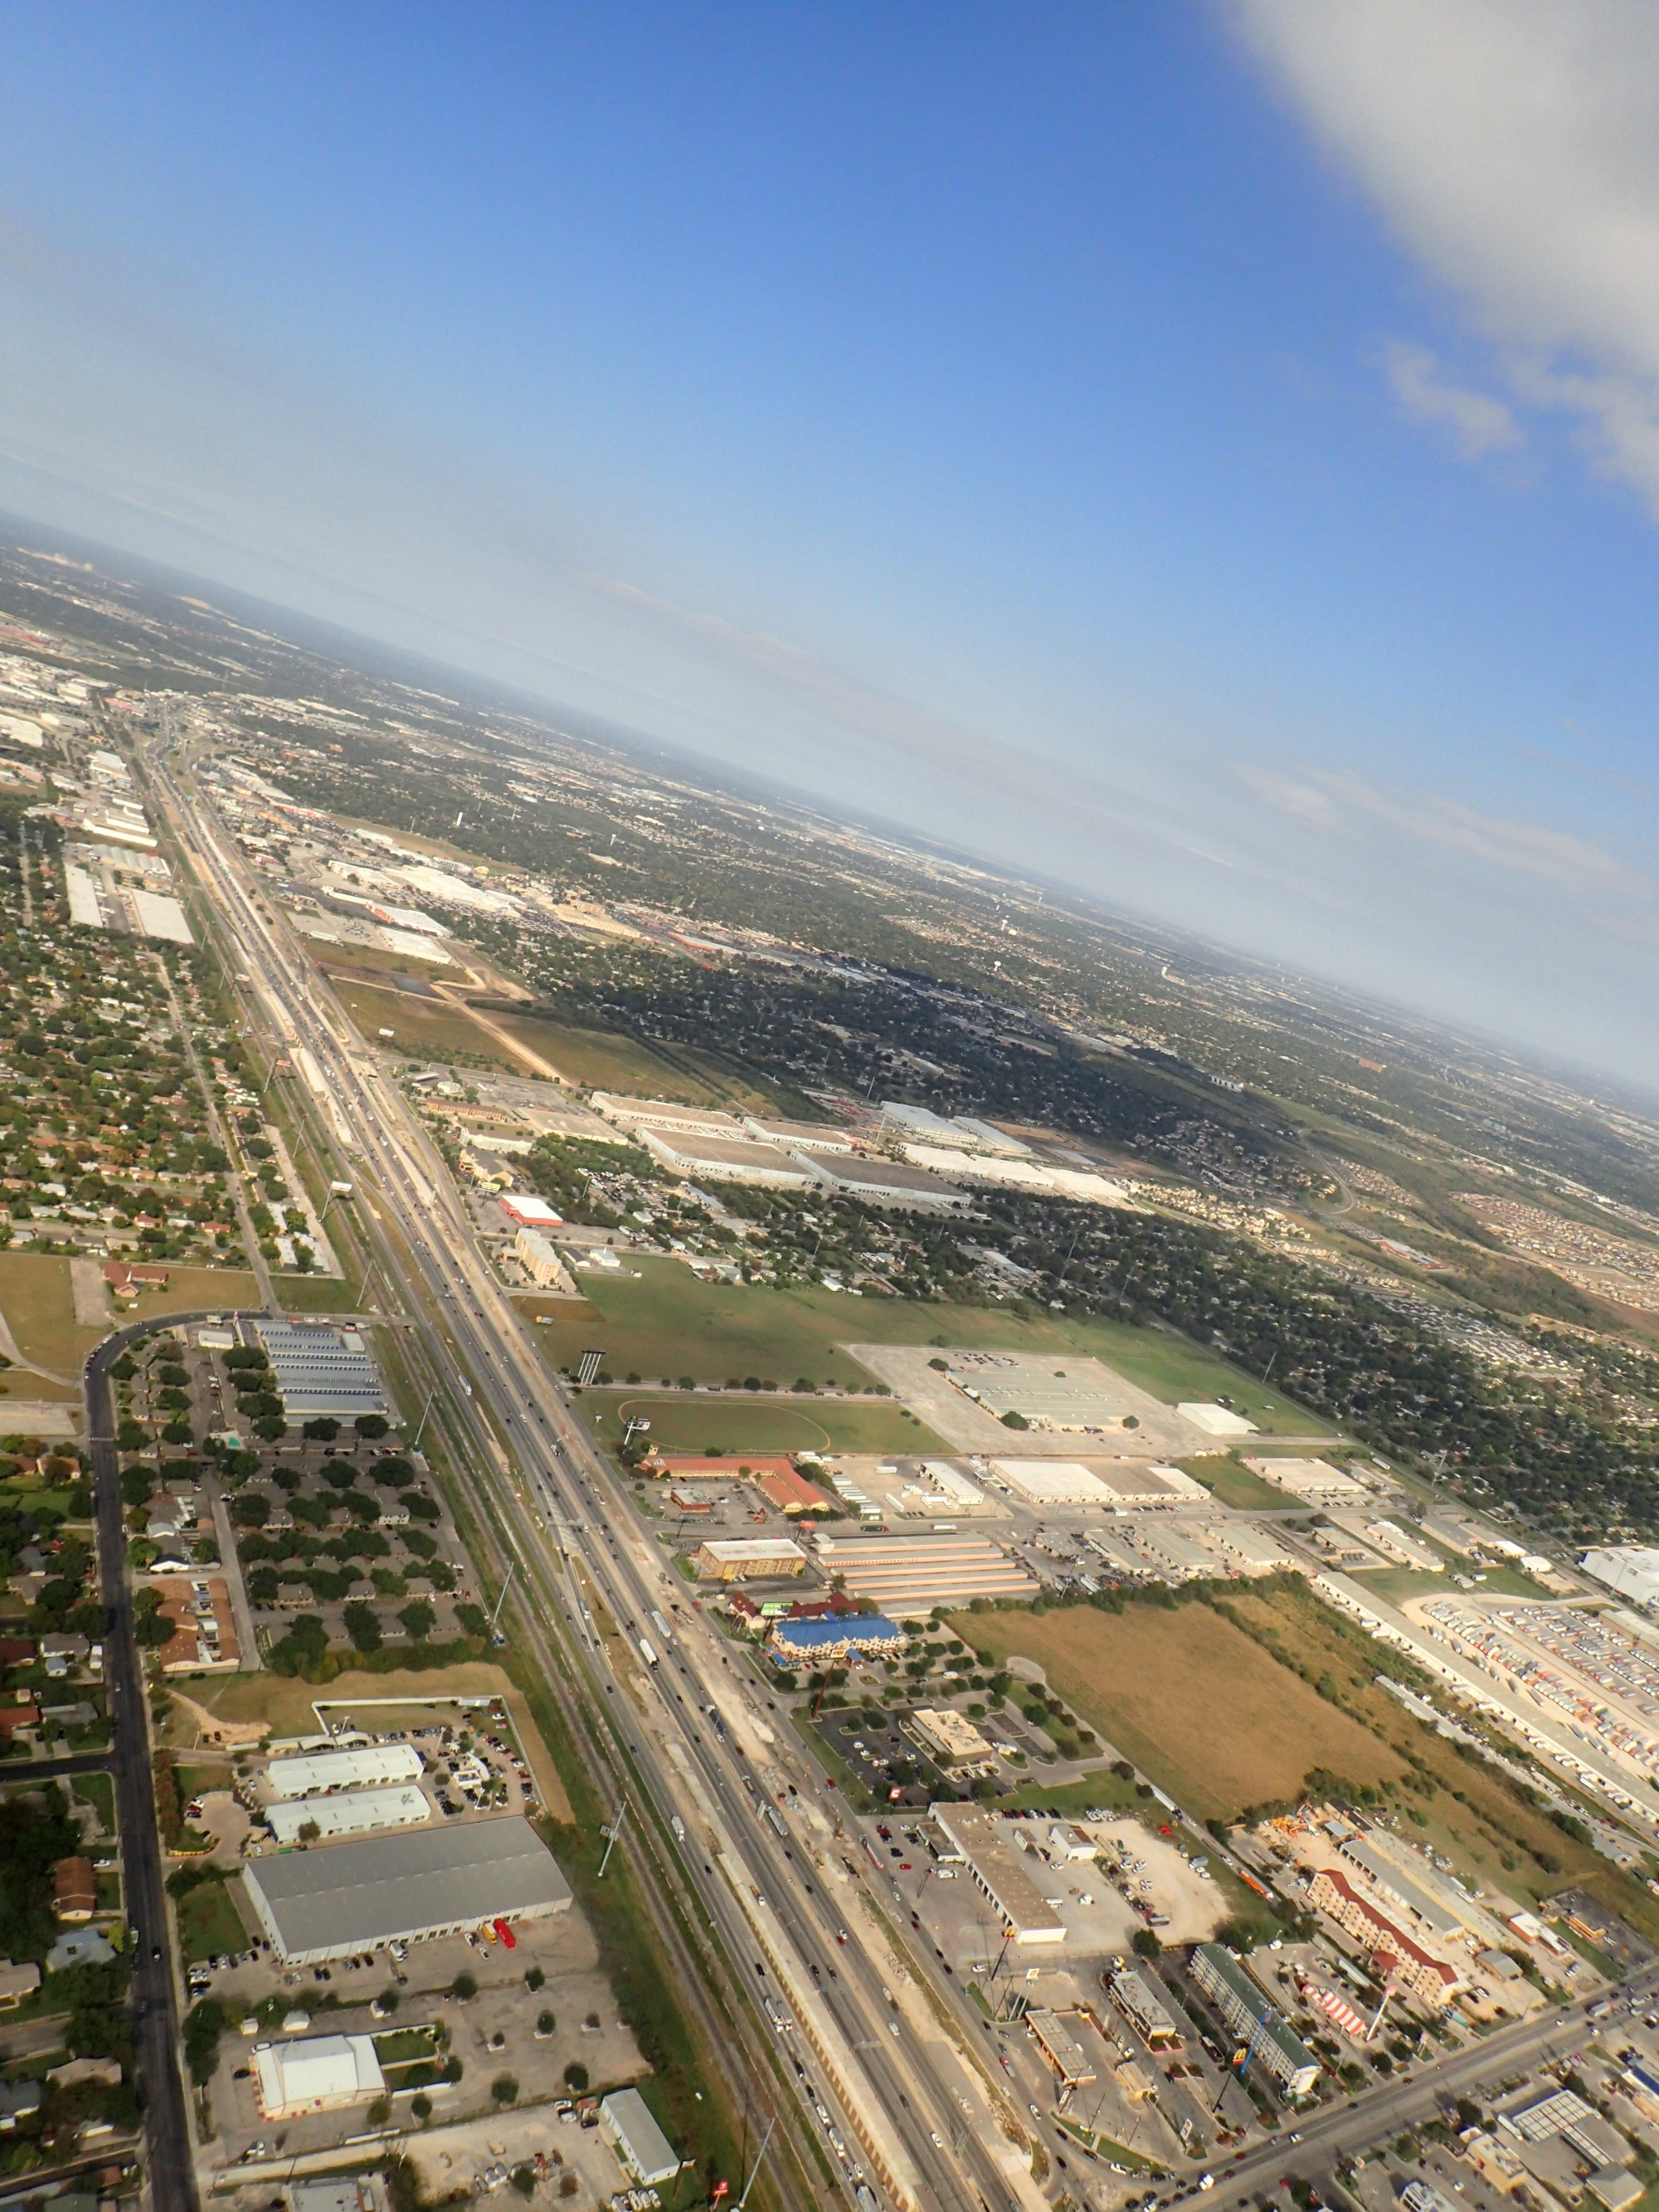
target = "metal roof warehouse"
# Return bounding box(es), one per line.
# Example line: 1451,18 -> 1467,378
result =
241,1815 -> 572,1963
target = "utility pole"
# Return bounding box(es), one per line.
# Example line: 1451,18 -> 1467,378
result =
489,1561 -> 516,1637
411,1392 -> 436,1450
596,1795 -> 631,1878
734,2118 -> 774,2210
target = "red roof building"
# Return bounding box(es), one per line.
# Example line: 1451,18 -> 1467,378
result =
1309,1868 -> 1459,2006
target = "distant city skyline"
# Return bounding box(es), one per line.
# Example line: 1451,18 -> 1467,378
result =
2,6 -> 1657,1084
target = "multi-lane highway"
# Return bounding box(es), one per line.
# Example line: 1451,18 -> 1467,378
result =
139,729 -> 1041,2212
134,724 -> 1639,2212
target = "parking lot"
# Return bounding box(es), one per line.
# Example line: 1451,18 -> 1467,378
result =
202,1903 -> 646,2176
815,1708 -> 952,1807
864,1808 -> 1228,1971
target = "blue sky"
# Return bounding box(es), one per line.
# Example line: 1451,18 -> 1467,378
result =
2,3 -> 1658,1086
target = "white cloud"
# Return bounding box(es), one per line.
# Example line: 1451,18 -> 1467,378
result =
1384,342 -> 1521,457
1243,762 -> 1657,906
1235,0 -> 1659,514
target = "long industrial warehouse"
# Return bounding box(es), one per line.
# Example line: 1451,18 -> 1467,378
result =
241,1815 -> 572,1963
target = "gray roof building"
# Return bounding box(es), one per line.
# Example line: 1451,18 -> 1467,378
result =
241,1815 -> 572,1963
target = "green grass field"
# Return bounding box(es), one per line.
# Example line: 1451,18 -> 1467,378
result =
489,1012 -> 722,1099
175,1872 -> 252,1963
1180,1454 -> 1288,1510
581,1389 -> 944,1455
275,1274 -> 354,1314
72,1772 -> 115,1830
527,1256 -> 1331,1434
123,1266 -> 262,1323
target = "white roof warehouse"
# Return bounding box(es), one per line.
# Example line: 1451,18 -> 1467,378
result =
241,1815 -> 572,1964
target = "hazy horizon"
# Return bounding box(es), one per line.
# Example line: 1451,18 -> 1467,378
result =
4,6 -> 1659,1085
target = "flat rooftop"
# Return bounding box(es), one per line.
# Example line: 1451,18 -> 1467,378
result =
242,1815 -> 572,1961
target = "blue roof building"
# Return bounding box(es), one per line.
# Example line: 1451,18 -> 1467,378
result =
768,1614 -> 905,1664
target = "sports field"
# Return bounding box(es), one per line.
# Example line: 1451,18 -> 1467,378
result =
581,1389 -> 945,1455
527,1256 -> 1326,1433
955,1601 -> 1404,1820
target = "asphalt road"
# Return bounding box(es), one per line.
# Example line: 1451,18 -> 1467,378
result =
147,740 -> 1018,2212
1192,1967 -> 1659,2210
86,1323 -> 200,2212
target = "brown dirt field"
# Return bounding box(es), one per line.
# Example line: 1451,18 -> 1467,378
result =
957,1601 -> 1404,1820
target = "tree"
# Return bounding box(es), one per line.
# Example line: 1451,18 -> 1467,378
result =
343,1602 -> 383,1654
411,2093 -> 433,2123
451,1971 -> 478,2001
119,1464 -> 153,1509
537,2009 -> 556,2036
302,1416 -> 339,1441
562,2061 -> 588,2094
510,2166 -> 535,2199
399,1600 -> 437,1644
524,1966 -> 546,1991
492,2073 -> 519,2106
367,2096 -> 392,2126
253,1415 -> 286,1442
269,1613 -> 331,1678
183,1998 -> 225,2083
1131,1928 -> 1161,1959
355,1413 -> 390,1440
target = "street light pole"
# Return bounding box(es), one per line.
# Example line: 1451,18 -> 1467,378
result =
735,2117 -> 774,2210
489,1561 -> 516,1637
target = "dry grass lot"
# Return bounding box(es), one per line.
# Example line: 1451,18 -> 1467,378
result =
1219,1581 -> 1659,1939
328,978 -> 524,1069
177,1663 -> 573,1821
0,1251 -> 100,1387
956,1601 -> 1405,1821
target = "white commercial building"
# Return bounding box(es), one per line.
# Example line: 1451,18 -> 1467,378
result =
1582,1549 -> 1659,1607
265,1786 -> 431,1846
601,2088 -> 679,2186
878,1104 -> 1029,1156
990,1459 -> 1125,1507
266,1743 -> 424,1800
254,2034 -> 385,2119
641,1130 -> 815,1188
1245,1456 -> 1368,1500
930,1804 -> 1066,1943
800,1152 -> 966,1208
1177,1402 -> 1258,1437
